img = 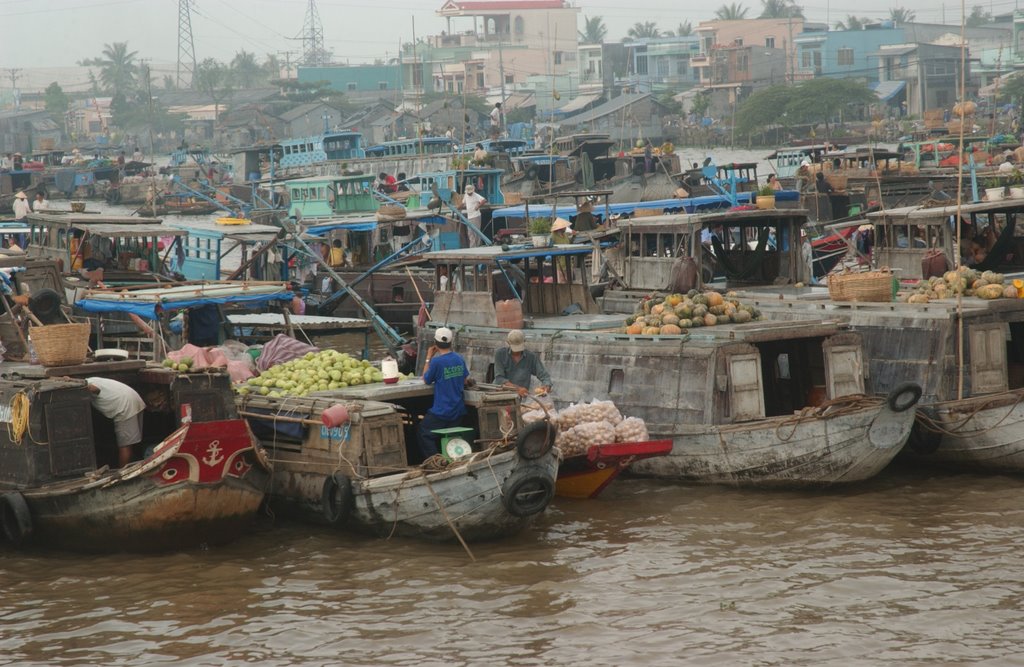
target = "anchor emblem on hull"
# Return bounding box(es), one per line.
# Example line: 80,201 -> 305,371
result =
203,440 -> 224,466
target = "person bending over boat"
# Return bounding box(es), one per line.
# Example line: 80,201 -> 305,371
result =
86,377 -> 146,468
494,330 -> 552,398
419,327 -> 475,459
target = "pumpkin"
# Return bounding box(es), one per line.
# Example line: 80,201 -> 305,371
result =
706,291 -> 724,307
692,305 -> 708,318
679,319 -> 693,328
1004,285 -> 1018,299
732,310 -> 752,324
626,323 -> 643,335
908,294 -> 930,304
660,324 -> 682,335
644,326 -> 662,335
674,304 -> 692,319
651,303 -> 666,315
662,313 -> 680,326
666,294 -> 682,307
704,313 -> 718,326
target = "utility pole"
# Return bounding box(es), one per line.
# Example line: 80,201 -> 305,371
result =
498,31 -> 507,107
7,68 -> 22,109
276,51 -> 298,80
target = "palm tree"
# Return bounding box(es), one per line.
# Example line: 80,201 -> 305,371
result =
627,21 -> 661,39
966,5 -> 992,27
79,42 -> 138,96
759,0 -> 803,18
889,7 -> 916,24
262,54 -> 282,80
834,15 -> 868,30
230,50 -> 263,88
579,15 -> 608,44
666,21 -> 694,37
715,3 -> 749,20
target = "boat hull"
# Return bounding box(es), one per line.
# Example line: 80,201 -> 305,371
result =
8,420 -> 270,552
904,390 -> 1024,472
630,396 -> 917,487
556,440 -> 673,499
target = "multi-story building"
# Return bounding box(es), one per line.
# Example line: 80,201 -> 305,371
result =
622,36 -> 701,94
691,18 -> 808,86
870,42 -> 967,115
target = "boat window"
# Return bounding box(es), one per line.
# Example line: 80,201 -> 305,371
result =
608,368 -> 624,394
753,338 -> 827,417
970,323 -> 1009,395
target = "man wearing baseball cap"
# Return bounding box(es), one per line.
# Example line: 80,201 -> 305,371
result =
494,329 -> 552,398
419,326 -> 475,459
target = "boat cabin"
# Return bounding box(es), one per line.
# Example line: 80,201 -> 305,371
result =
279,132 -> 367,168
418,167 -> 505,209
0,362 -> 238,487
287,174 -> 381,219
867,198 -> 1024,280
230,144 -> 283,184
25,212 -> 186,286
322,131 -> 366,160
423,244 -> 601,327
766,144 -> 845,180
365,137 -> 454,158
164,218 -> 287,281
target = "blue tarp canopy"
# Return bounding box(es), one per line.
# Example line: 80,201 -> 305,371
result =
872,80 -> 906,102
76,290 -> 292,320
304,221 -> 378,236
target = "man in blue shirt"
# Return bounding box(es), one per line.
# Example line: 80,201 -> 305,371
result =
419,327 -> 474,459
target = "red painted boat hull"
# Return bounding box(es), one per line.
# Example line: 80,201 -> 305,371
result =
556,439 -> 673,499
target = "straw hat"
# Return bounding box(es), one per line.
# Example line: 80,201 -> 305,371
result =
551,217 -> 572,232
14,191 -> 27,199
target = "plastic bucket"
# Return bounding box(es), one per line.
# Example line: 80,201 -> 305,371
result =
381,357 -> 399,384
321,404 -> 350,427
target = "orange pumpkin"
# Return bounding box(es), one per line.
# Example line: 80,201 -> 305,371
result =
660,324 -> 682,335
626,323 -> 644,335
704,313 -> 718,326
705,291 -> 724,307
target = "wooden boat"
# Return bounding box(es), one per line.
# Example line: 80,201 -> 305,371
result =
708,198 -> 1024,474
0,363 -> 269,551
556,440 -> 673,499
416,244 -> 920,487
237,382 -> 560,542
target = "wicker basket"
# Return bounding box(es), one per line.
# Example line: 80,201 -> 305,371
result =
376,204 -> 407,222
29,321 -> 91,367
828,270 -> 894,302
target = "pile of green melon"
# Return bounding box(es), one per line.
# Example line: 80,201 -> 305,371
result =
624,290 -> 762,335
236,350 -> 402,398
901,267 -> 1020,303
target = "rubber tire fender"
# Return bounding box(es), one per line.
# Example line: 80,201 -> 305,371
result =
887,382 -> 922,413
502,468 -> 555,518
515,420 -> 556,461
525,165 -> 539,181
1,492 -> 32,547
321,473 -> 353,525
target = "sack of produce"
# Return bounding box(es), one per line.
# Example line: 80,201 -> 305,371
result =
614,417 -> 649,443
557,420 -> 616,457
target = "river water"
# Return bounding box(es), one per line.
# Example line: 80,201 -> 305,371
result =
8,151 -> 1022,665
3,465 -> 1024,666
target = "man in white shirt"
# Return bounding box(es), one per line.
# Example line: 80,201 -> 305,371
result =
32,191 -> 48,212
87,377 -> 147,467
458,184 -> 488,248
489,102 -> 502,138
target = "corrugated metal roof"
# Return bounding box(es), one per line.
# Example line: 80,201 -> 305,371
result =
561,93 -> 657,125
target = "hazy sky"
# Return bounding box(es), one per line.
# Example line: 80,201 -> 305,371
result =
1,0 -> 1008,87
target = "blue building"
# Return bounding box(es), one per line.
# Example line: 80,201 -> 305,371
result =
794,25 -> 904,83
298,64 -> 403,94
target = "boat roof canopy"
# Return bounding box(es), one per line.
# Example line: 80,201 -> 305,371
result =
423,243 -> 596,264
28,212 -> 163,225
76,282 -> 291,320
867,199 -> 1024,221
165,219 -> 282,242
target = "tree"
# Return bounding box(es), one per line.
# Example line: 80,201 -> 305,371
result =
44,82 -> 70,118
231,50 -> 263,88
834,15 -> 869,31
666,21 -> 693,37
736,78 -> 875,139
194,58 -> 233,122
967,5 -> 993,27
715,3 -> 749,20
759,0 -> 803,18
78,42 -> 138,96
627,21 -> 661,39
579,15 -> 608,44
998,74 -> 1024,107
889,7 -> 916,24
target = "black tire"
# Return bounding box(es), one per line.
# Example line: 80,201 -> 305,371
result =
502,469 -> 555,518
525,166 -> 539,181
1,492 -> 32,547
887,383 -> 922,413
321,473 -> 352,525
515,420 -> 556,461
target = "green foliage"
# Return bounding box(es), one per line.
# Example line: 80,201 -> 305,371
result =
78,42 -> 138,96
758,184 -> 776,196
690,90 -> 711,118
627,22 -> 661,39
889,7 -> 915,24
528,217 -> 552,235
715,3 -> 748,20
834,15 -> 869,30
658,93 -> 683,116
43,82 -> 69,118
194,59 -> 233,119
967,5 -> 993,27
230,50 -> 264,88
759,0 -> 803,18
998,75 -> 1024,105
735,79 -> 876,139
666,22 -> 693,37
579,15 -> 608,44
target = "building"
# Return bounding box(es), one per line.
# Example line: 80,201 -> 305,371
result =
870,43 -> 967,115
794,25 -> 903,82
622,36 -> 701,94
692,18 -> 808,86
0,109 -> 63,153
559,93 -> 673,143
400,1 -> 579,101
298,64 -> 404,98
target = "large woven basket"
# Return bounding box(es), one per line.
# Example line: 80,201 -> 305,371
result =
828,270 -> 894,302
376,204 -> 407,222
30,321 -> 91,367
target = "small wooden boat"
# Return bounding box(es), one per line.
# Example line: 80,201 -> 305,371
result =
556,439 -> 673,499
237,381 -> 560,542
0,366 -> 270,552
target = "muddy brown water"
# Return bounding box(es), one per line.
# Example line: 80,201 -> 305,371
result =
3,466 -> 1024,666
